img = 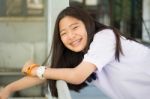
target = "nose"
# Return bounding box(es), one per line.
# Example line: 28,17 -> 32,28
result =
67,31 -> 75,40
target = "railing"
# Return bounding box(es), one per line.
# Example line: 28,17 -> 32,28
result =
46,80 -> 72,99
0,71 -> 72,99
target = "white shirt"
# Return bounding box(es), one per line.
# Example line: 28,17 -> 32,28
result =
83,29 -> 150,99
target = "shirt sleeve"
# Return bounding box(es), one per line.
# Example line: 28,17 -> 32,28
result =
83,29 -> 116,71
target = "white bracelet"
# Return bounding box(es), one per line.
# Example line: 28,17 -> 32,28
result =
36,66 -> 46,79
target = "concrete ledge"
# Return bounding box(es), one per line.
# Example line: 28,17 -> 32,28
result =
0,43 -> 34,69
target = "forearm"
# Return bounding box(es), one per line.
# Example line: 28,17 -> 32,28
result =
28,61 -> 96,85
44,68 -> 80,84
5,76 -> 45,93
42,61 -> 96,84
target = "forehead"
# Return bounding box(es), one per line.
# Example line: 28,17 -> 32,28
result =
59,16 -> 83,29
60,16 -> 82,25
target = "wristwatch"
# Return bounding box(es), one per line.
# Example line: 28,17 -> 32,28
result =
36,66 -> 46,79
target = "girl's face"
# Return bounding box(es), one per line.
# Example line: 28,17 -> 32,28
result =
59,16 -> 88,52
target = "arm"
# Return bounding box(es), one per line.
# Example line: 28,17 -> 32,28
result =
5,76 -> 45,92
35,61 -> 96,85
0,76 -> 45,99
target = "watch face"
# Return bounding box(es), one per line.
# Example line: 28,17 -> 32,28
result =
36,66 -> 46,79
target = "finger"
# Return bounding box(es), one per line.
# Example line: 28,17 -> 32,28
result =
22,63 -> 31,71
22,64 -> 32,75
22,65 -> 29,73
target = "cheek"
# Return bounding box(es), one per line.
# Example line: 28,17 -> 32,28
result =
60,37 -> 67,46
80,28 -> 88,37
83,31 -> 88,40
83,33 -> 88,46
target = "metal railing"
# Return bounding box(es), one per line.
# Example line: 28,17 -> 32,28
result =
46,80 -> 72,99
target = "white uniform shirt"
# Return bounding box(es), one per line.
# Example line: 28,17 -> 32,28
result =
83,29 -> 150,99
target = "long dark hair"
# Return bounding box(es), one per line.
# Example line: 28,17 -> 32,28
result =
44,6 -> 123,97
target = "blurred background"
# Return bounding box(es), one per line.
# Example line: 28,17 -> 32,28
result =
0,0 -> 149,99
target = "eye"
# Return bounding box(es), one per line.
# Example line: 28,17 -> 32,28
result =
60,32 -> 67,36
72,26 -> 78,30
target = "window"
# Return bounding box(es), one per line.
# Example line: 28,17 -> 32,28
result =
0,0 -> 44,17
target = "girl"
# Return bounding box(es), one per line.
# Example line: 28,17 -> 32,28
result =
0,6 -> 150,99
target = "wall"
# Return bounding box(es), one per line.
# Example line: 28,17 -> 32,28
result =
142,0 -> 150,42
0,18 -> 46,70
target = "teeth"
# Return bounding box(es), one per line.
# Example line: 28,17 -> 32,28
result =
71,39 -> 81,46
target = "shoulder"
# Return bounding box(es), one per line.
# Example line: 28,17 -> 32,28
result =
91,29 -> 116,45
94,29 -> 115,38
88,29 -> 116,50
84,29 -> 116,70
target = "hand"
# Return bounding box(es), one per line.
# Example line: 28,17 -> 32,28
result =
0,87 -> 11,99
22,60 -> 38,76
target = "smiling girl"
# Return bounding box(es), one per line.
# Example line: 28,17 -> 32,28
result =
0,7 -> 150,99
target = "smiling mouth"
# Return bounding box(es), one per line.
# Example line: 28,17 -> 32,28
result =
71,38 -> 82,47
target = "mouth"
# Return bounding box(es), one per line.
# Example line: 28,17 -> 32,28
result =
70,38 -> 82,47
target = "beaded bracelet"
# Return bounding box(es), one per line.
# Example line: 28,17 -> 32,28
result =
23,64 -> 39,76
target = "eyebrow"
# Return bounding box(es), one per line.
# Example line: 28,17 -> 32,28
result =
60,22 -> 79,33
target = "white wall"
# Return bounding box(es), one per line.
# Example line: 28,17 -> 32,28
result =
0,18 -> 46,70
142,0 -> 150,42
47,0 -> 69,52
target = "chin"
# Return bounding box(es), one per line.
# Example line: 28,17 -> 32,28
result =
73,50 -> 81,52
72,48 -> 84,52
